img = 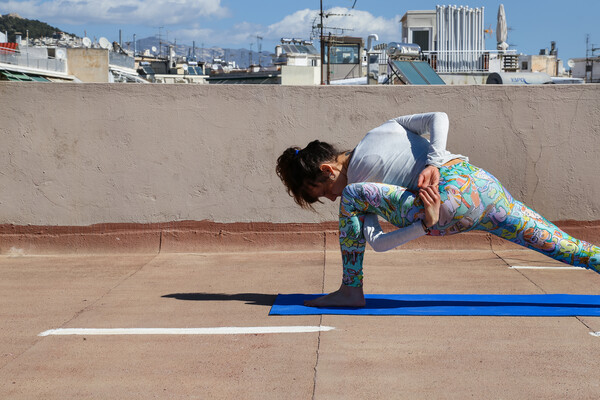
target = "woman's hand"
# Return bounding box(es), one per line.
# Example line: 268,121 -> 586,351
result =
419,186 -> 441,228
418,165 -> 440,190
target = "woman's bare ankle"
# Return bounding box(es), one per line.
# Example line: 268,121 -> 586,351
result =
304,284 -> 365,307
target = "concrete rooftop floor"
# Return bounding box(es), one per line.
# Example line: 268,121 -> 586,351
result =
1,248 -> 600,399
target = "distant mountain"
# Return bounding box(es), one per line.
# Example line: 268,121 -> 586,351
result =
0,13 -> 271,68
0,13 -> 74,42
135,36 -> 273,68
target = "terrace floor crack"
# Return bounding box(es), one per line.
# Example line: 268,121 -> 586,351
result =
490,239 -> 546,294
491,242 -> 596,334
311,237 -> 327,400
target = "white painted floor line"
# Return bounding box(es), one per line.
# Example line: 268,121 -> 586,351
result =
510,266 -> 583,270
39,326 -> 335,337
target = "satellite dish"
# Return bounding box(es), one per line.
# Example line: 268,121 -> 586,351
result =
99,37 -> 110,49
567,59 -> 575,68
151,46 -> 157,53
82,37 -> 92,48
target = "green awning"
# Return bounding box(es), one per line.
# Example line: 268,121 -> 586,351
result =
1,70 -> 51,82
9,72 -> 33,81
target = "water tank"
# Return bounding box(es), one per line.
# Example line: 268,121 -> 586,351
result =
386,42 -> 421,59
486,72 -> 552,85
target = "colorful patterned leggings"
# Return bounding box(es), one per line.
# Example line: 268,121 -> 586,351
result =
340,161 -> 600,287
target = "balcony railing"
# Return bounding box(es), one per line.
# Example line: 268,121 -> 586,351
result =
372,43 -> 518,74
422,49 -> 517,73
0,50 -> 67,73
109,52 -> 135,69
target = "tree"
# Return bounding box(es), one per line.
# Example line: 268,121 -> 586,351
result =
0,14 -> 74,42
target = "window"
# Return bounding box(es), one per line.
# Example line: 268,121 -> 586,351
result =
412,30 -> 430,52
324,44 -> 360,64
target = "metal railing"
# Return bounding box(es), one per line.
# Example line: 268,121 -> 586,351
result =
372,43 -> 519,74
109,52 -> 135,69
0,50 -> 67,73
423,49 -> 517,73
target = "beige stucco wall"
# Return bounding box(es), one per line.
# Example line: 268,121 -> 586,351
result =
66,48 -> 109,83
2,83 -> 599,226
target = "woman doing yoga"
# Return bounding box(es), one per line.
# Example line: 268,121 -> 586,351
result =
276,113 -> 600,307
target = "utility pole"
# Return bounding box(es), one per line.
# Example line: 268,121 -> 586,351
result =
327,33 -> 332,84
320,0 -> 325,84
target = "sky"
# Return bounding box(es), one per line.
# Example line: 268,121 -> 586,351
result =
2,0 -> 600,63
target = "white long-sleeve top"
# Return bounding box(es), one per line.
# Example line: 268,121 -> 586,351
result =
347,112 -> 467,192
348,112 -> 466,251
362,214 -> 426,252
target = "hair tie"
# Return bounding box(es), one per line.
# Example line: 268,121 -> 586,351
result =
294,149 -> 300,156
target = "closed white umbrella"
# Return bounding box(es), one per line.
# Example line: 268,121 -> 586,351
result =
497,4 -> 509,51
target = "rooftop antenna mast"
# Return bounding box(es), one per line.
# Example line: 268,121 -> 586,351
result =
155,26 -> 164,57
320,1 -> 324,84
585,34 -> 599,83
316,1 -> 353,84
256,35 -> 263,66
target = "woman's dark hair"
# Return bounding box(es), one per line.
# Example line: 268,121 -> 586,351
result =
276,140 -> 340,209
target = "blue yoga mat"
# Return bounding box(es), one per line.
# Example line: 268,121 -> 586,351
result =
269,294 -> 600,316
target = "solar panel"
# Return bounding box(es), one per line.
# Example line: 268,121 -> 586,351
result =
411,61 -> 446,85
280,43 -> 319,55
391,61 -> 446,85
305,44 -> 318,54
391,61 -> 428,85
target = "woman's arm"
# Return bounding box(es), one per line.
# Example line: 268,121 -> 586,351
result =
392,112 -> 467,189
363,214 -> 426,252
391,112 -> 450,168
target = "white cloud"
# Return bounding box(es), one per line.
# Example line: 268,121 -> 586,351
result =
1,0 -> 228,25
266,8 -> 317,40
170,7 -> 402,50
226,21 -> 266,46
267,7 -> 401,43
169,21 -> 263,48
170,26 -> 215,44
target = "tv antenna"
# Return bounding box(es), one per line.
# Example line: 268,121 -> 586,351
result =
315,1 -> 355,84
155,26 -> 164,57
256,35 -> 263,65
587,34 -> 600,57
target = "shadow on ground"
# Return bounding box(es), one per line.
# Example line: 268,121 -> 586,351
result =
162,292 -> 277,306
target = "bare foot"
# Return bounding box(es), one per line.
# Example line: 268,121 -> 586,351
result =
304,284 -> 365,307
